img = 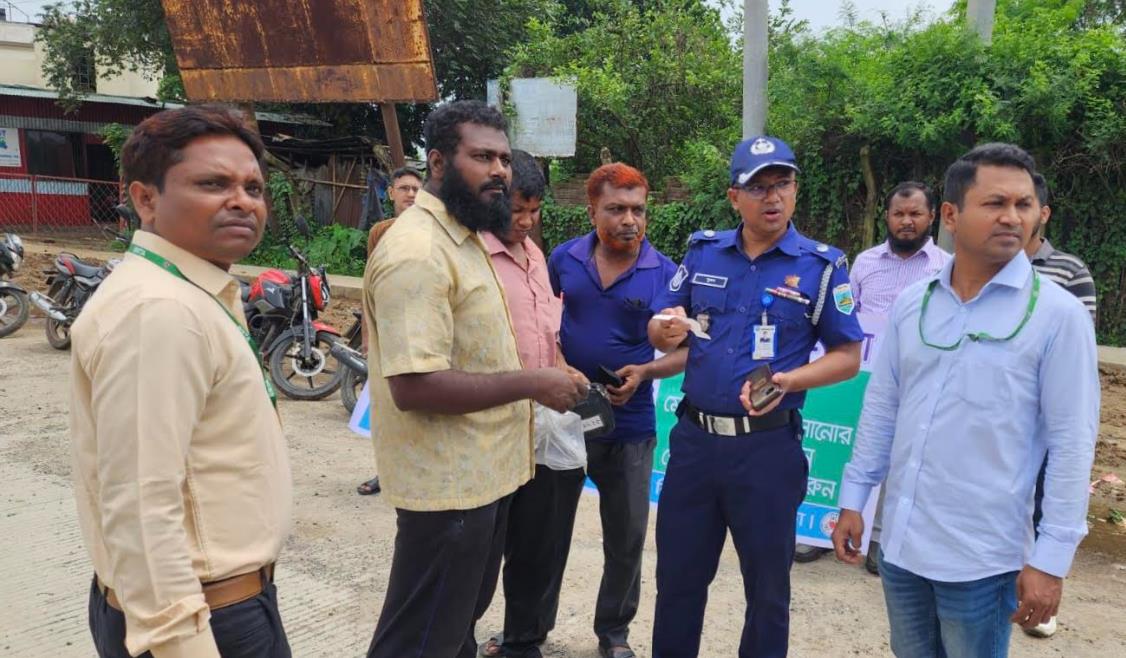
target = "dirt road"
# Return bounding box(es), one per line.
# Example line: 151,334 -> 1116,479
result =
2,322 -> 1124,657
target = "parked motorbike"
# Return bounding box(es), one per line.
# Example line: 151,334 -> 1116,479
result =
30,248 -> 121,350
0,233 -> 30,338
242,218 -> 344,401
331,311 -> 365,413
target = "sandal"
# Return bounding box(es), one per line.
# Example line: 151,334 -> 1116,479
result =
356,476 -> 381,496
478,634 -> 504,657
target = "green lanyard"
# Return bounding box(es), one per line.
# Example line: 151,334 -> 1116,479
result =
918,271 -> 1040,351
129,243 -> 277,407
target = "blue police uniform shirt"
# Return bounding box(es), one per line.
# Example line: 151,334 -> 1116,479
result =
549,232 -> 678,442
651,223 -> 863,416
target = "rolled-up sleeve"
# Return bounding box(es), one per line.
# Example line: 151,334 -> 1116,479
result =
1031,302 -> 1100,577
86,299 -> 219,658
370,250 -> 454,377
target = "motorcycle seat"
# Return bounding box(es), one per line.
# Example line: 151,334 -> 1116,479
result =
58,253 -> 104,279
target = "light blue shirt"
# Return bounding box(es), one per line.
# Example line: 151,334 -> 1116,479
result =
840,253 -> 1099,581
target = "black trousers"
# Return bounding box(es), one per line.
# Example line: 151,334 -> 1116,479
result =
88,577 -> 291,658
367,494 -> 513,658
586,438 -> 656,647
499,465 -> 587,656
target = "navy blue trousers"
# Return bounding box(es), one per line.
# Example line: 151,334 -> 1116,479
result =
652,414 -> 808,658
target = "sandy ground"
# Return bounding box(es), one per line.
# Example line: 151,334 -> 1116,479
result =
2,257 -> 1125,657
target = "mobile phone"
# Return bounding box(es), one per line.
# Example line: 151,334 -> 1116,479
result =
747,364 -> 783,412
595,364 -> 625,388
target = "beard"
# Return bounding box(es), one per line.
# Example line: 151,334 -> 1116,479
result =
438,165 -> 512,234
889,231 -> 929,254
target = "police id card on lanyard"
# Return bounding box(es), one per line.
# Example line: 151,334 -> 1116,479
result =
753,292 -> 777,360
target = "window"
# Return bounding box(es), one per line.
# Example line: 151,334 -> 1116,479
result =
26,130 -> 80,177
70,50 -> 97,94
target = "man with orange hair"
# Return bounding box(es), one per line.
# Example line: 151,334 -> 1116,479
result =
548,163 -> 685,658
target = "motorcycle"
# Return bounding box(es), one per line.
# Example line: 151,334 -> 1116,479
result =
29,247 -> 121,350
242,218 -> 344,401
331,311 -> 365,413
0,233 -> 29,338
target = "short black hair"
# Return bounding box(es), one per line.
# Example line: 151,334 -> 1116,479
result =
942,142 -> 1037,209
510,150 -> 545,201
423,100 -> 508,158
122,104 -> 264,189
391,167 -> 422,183
884,181 -> 935,213
1032,172 -> 1049,207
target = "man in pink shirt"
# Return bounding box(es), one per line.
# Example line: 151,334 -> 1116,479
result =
479,150 -> 589,658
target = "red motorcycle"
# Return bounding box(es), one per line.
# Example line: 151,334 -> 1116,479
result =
243,220 -> 343,401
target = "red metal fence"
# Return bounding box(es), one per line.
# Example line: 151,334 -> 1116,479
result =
0,172 -> 123,236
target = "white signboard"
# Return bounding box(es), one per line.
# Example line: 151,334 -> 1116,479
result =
0,127 -> 21,168
487,77 -> 577,157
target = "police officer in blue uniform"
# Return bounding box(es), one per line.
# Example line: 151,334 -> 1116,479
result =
647,136 -> 864,658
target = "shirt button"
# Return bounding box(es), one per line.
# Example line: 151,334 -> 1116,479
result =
750,265 -> 757,272
738,306 -> 747,313
919,423 -> 928,430
727,348 -> 734,354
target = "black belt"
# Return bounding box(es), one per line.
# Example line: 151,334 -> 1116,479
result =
679,399 -> 796,436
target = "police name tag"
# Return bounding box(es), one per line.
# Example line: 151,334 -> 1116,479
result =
753,324 -> 776,360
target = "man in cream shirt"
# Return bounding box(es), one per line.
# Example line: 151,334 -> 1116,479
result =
70,105 -> 292,657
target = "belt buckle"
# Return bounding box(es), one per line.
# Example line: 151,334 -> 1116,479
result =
710,415 -> 737,437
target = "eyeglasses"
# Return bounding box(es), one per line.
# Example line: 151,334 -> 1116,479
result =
918,272 -> 1040,350
738,179 -> 796,200
393,184 -> 420,194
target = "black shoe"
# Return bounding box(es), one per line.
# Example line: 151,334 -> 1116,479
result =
865,542 -> 880,575
356,476 -> 381,495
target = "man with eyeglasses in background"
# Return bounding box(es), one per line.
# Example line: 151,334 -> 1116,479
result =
357,166 -> 424,496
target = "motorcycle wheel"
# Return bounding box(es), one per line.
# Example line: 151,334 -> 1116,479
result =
341,366 -> 366,413
268,331 -> 344,401
45,316 -> 71,350
0,288 -> 29,338
44,282 -> 72,350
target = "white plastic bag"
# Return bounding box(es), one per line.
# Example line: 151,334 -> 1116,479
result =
533,403 -> 588,471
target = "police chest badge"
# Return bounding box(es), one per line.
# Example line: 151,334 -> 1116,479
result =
832,283 -> 855,315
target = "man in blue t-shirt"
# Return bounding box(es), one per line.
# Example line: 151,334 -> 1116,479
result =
548,163 -> 685,658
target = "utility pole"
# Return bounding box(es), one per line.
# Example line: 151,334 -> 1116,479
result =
939,0 -> 997,252
966,0 -> 997,45
742,0 -> 769,138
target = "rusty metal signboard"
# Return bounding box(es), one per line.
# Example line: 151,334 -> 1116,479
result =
160,0 -> 438,103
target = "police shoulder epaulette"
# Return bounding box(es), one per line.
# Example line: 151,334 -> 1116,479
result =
802,238 -> 842,263
687,229 -> 722,245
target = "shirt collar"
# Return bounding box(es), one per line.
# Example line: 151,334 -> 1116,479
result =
880,237 -> 943,261
414,188 -> 471,246
566,231 -> 662,269
130,229 -> 235,297
721,222 -> 801,258
938,251 -> 1032,294
481,230 -> 539,263
1031,238 -> 1056,263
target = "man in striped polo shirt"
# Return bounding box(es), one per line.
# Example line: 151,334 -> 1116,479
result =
1022,172 -> 1098,640
1026,174 -> 1097,322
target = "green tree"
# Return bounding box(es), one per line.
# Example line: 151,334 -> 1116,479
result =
506,0 -> 742,182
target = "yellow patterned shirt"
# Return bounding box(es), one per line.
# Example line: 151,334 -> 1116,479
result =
363,189 -> 533,511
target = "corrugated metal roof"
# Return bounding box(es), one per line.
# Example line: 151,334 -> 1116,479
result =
0,84 -> 331,126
